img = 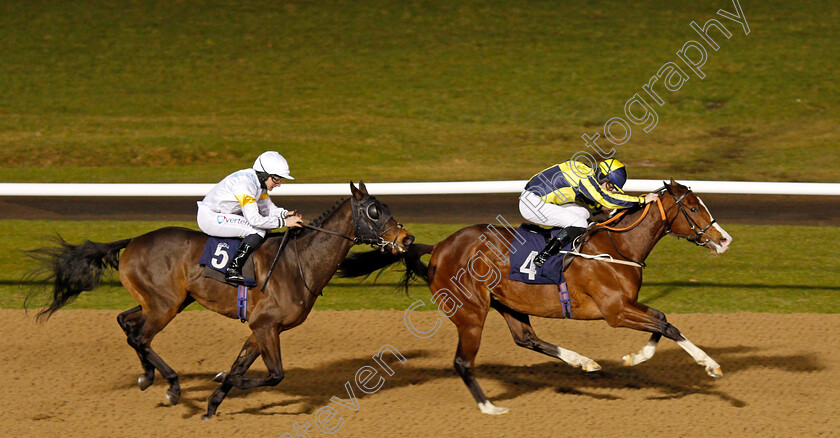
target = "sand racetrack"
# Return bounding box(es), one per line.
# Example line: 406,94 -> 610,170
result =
1,309 -> 837,437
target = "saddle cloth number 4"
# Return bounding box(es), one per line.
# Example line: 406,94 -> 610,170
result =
519,250 -> 538,281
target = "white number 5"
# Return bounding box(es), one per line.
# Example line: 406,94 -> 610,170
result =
211,244 -> 229,269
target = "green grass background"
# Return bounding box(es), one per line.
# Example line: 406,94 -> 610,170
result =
4,221 -> 838,313
0,2 -> 836,314
1,0 -> 838,183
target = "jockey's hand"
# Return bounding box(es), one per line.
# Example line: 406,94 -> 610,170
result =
285,211 -> 304,228
643,192 -> 660,204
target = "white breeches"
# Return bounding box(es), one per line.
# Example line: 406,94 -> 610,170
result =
519,190 -> 590,228
197,205 -> 266,238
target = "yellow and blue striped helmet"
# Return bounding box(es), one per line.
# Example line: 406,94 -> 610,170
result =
597,159 -> 628,191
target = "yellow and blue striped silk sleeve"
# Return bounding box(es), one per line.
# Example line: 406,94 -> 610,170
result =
579,178 -> 644,209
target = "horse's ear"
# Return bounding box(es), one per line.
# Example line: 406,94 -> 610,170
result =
663,180 -> 673,194
359,180 -> 369,195
350,181 -> 364,200
670,177 -> 677,186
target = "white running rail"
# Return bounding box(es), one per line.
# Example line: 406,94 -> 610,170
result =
0,180 -> 838,197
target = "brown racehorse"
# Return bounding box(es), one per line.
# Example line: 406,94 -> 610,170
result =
27,182 -> 414,419
340,179 -> 732,414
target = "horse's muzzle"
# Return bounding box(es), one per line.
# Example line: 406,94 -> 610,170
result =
403,235 -> 415,247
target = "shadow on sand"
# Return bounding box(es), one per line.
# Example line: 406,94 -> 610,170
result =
116,344 -> 823,418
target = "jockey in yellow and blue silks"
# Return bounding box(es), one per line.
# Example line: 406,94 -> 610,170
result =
519,158 -> 659,266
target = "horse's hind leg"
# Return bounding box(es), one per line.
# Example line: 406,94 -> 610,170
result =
117,298 -> 187,405
450,308 -> 508,415
491,301 -> 601,372
607,301 -> 722,377
117,306 -> 155,390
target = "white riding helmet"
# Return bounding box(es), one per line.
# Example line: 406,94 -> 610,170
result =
253,151 -> 294,180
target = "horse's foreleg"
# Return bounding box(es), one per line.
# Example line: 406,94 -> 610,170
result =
203,334 -> 261,420
203,324 -> 285,419
228,325 -> 285,389
493,302 -> 600,372
607,302 -> 722,377
623,333 -> 662,366
621,305 -> 664,367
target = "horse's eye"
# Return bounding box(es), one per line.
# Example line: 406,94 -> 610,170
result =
367,204 -> 380,219
690,207 -> 697,212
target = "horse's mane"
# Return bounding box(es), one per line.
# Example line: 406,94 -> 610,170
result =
585,186 -> 668,240
309,197 -> 349,228
265,197 -> 350,240
607,185 -> 669,225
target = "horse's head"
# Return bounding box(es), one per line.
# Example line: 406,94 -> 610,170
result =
661,178 -> 732,254
350,181 -> 415,254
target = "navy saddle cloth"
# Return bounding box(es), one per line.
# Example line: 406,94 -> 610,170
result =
508,224 -> 573,285
199,237 -> 258,288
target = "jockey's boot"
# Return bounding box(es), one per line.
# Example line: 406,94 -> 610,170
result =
534,226 -> 586,267
226,233 -> 265,284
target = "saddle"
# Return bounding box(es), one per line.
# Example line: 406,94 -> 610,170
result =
508,223 -> 580,318
198,237 -> 258,288
517,223 -> 580,272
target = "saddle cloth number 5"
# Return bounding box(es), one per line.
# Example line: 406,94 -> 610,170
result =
211,243 -> 229,269
519,250 -> 538,281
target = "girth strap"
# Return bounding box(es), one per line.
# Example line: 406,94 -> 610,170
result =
558,281 -> 573,319
236,285 -> 248,323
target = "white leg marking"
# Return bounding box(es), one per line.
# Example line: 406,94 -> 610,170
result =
478,401 -> 510,415
556,346 -> 601,372
677,338 -> 722,377
623,336 -> 659,366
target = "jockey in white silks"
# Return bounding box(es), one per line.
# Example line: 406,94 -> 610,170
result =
519,158 -> 659,266
197,151 -> 304,284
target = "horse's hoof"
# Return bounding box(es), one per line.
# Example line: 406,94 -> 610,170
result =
478,401 -> 509,415
201,414 -> 214,421
622,354 -> 634,367
165,390 -> 180,406
213,371 -> 227,382
138,375 -> 153,391
706,366 -> 723,378
582,360 -> 602,372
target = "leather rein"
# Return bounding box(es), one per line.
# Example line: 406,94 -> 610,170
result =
589,185 -> 717,266
260,197 -> 404,295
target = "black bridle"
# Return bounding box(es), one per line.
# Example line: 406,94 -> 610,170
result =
661,184 -> 716,247
348,195 -> 406,251
260,195 -> 405,293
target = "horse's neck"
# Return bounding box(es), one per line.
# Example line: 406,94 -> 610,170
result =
295,202 -> 356,293
598,203 -> 670,262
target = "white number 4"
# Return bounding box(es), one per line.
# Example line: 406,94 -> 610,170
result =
211,243 -> 229,269
519,251 -> 538,281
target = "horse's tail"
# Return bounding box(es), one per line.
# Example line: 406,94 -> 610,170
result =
338,243 -> 435,294
25,236 -> 132,322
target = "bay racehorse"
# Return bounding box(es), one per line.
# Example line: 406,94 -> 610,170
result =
27,182 -> 414,419
340,179 -> 732,414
